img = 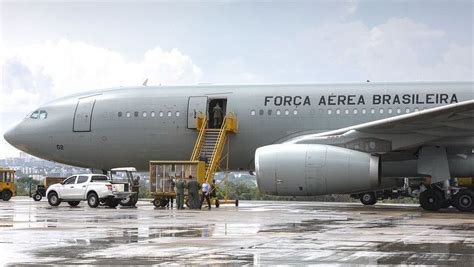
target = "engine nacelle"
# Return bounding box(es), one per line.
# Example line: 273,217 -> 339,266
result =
255,144 -> 380,196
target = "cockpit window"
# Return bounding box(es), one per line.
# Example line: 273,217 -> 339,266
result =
29,110 -> 48,120
30,111 -> 39,119
39,110 -> 48,119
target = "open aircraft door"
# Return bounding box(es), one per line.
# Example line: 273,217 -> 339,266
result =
73,95 -> 97,132
187,96 -> 208,129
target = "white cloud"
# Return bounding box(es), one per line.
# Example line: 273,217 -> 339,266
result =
305,17 -> 472,81
0,40 -> 202,157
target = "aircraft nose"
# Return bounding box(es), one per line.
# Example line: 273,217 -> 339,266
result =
3,126 -> 17,147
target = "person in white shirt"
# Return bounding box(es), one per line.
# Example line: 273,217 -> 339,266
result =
200,181 -> 211,210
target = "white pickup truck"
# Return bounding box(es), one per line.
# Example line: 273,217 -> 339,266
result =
46,174 -> 132,208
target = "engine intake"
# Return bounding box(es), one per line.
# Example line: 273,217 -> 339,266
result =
255,144 -> 380,196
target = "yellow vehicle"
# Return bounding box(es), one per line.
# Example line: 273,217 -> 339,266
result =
0,168 -> 16,201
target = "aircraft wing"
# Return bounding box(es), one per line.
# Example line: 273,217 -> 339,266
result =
285,100 -> 474,152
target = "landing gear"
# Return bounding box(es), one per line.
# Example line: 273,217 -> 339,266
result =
419,188 -> 445,211
360,192 -> 377,205
451,190 -> 474,212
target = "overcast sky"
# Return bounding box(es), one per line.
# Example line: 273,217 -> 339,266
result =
1,0 -> 473,158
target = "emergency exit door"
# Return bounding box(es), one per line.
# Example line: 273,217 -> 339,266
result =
187,96 -> 208,129
73,96 -> 96,132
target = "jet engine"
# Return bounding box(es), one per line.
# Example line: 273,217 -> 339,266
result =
255,144 -> 380,196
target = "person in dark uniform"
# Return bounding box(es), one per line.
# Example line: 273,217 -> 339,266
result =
187,175 -> 200,209
175,178 -> 185,210
210,179 -> 219,208
212,103 -> 223,128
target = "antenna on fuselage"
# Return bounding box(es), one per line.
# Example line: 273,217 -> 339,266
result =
142,78 -> 148,86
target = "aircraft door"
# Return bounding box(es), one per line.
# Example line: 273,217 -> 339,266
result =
187,96 -> 208,129
73,96 -> 97,132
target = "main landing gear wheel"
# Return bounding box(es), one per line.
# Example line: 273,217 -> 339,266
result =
452,190 -> 474,212
419,188 -> 444,211
360,192 -> 377,206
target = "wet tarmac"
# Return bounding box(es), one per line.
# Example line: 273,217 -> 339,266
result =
1,197 -> 473,265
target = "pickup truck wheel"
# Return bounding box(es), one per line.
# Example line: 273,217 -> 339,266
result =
2,190 -> 12,201
33,193 -> 42,201
48,192 -> 61,206
87,193 -> 100,208
68,201 -> 80,207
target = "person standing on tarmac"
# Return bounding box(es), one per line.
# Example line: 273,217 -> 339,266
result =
200,180 -> 211,210
212,103 -> 223,128
210,179 -> 219,208
175,178 -> 185,210
187,175 -> 200,209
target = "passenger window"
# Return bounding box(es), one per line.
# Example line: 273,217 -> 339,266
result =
284,110 -> 289,115
30,111 -> 39,119
388,108 -> 393,114
353,109 -> 358,114
397,108 -> 401,114
293,110 -> 298,115
267,110 -> 272,116
276,109 -> 281,115
344,109 -> 349,114
126,112 -> 131,118
167,111 -> 172,117
76,176 -> 88,184
370,108 -> 375,114
151,111 -> 156,117
143,112 -> 147,117
327,109 -> 332,115
414,108 -> 419,112
159,111 -> 164,117
39,110 -> 48,119
250,110 -> 256,116
405,108 -> 410,113
63,176 -> 76,185
134,111 -> 139,117
379,108 -> 384,114
259,109 -> 264,116
118,112 -> 122,117
176,111 -> 180,117
336,109 -> 341,114
91,175 -> 108,182
361,108 -> 367,114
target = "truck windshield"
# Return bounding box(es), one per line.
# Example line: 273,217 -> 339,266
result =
91,175 -> 108,182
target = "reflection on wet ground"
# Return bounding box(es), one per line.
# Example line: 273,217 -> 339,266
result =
0,197 -> 473,265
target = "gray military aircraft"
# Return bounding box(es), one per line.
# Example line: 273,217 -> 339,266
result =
4,81 -> 474,211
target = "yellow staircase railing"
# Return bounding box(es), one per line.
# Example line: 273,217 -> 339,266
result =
190,113 -> 207,161
204,113 -> 238,182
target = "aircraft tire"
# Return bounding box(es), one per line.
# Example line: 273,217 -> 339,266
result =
68,201 -> 80,207
360,192 -> 377,205
33,193 -> 42,201
48,192 -> 61,206
419,188 -> 443,211
452,190 -> 474,212
2,190 -> 12,201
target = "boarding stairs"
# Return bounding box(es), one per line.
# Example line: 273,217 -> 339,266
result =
190,113 -> 238,182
